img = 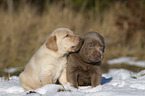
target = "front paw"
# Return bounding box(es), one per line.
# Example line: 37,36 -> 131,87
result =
52,77 -> 57,84
70,82 -> 78,89
52,74 -> 60,84
74,85 -> 78,89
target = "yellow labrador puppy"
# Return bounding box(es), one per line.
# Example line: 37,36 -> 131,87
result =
19,28 -> 80,91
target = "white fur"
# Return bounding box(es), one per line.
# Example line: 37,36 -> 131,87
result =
19,28 -> 79,91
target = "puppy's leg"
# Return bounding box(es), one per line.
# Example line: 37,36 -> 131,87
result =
39,65 -> 54,85
39,70 -> 52,85
67,71 -> 78,88
40,74 -> 52,85
91,72 -> 102,87
51,67 -> 64,84
52,68 -> 62,84
52,57 -> 67,84
59,68 -> 68,85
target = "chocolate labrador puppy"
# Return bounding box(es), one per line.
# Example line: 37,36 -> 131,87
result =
66,32 -> 105,88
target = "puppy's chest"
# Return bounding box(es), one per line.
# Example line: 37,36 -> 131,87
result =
56,57 -> 67,68
78,61 -> 91,70
78,63 -> 94,75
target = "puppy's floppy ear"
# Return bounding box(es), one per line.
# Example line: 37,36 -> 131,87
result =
46,35 -> 58,51
103,45 -> 105,52
102,39 -> 105,53
100,37 -> 105,53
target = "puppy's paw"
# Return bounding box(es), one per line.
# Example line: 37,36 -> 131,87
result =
51,75 -> 59,84
69,82 -> 78,89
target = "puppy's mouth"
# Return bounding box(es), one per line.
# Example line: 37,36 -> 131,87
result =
69,45 -> 79,52
69,46 -> 76,52
87,53 -> 104,63
95,55 -> 104,62
96,53 -> 103,60
94,53 -> 104,61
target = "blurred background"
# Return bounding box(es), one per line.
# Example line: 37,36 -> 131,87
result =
0,0 -> 145,77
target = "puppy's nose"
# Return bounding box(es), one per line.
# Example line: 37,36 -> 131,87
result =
97,53 -> 101,57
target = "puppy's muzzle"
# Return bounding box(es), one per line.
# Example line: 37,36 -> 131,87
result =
97,53 -> 103,61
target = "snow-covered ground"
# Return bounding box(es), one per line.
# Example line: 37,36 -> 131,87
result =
1,57 -> 145,96
0,69 -> 145,96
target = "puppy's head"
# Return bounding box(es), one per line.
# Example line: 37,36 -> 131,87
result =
46,28 -> 80,54
79,32 -> 105,63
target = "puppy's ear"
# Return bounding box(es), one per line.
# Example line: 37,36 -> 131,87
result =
76,38 -> 84,51
46,35 -> 58,51
103,45 -> 105,52
100,37 -> 105,53
102,40 -> 105,53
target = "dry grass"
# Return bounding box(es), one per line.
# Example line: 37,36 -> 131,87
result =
0,2 -> 144,76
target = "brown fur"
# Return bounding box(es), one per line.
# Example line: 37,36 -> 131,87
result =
66,32 -> 105,88
46,35 -> 58,51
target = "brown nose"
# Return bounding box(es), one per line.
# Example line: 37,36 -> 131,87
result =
97,53 -> 101,58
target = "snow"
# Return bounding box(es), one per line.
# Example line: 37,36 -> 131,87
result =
3,68 -> 18,73
3,67 -> 22,74
107,57 -> 145,67
0,69 -> 145,96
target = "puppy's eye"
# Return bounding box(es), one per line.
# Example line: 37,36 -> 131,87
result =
89,44 -> 94,48
65,34 -> 69,37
